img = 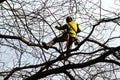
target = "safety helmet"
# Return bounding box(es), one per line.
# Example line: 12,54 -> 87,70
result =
66,16 -> 72,23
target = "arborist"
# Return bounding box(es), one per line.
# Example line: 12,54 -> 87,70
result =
42,16 -> 82,51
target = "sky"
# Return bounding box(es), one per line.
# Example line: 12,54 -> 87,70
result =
0,0 -> 120,80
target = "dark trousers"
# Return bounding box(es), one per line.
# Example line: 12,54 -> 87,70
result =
52,33 -> 75,51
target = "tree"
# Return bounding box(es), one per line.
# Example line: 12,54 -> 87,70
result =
0,0 -> 120,80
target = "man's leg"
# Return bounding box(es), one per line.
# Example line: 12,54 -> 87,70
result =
67,37 -> 75,51
63,37 -> 75,61
42,34 -> 67,49
42,40 -> 55,49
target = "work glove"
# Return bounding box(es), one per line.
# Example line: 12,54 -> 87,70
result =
55,26 -> 59,29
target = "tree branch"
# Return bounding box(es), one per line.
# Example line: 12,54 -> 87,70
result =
102,59 -> 120,66
0,34 -> 42,47
24,49 -> 113,80
64,71 -> 76,80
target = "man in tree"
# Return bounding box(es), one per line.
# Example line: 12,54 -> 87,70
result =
42,16 -> 82,51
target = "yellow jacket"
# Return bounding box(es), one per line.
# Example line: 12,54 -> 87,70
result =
55,21 -> 81,37
67,21 -> 78,37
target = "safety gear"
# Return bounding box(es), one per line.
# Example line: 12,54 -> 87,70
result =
67,21 -> 81,37
64,34 -> 69,49
64,36 -> 79,49
74,37 -> 79,45
67,21 -> 78,37
66,16 -> 72,23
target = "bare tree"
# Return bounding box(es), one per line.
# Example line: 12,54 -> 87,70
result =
0,0 -> 120,80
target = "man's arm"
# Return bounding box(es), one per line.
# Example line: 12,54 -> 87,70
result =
55,24 -> 67,30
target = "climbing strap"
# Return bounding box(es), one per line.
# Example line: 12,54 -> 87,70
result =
64,35 -> 69,49
64,23 -> 79,49
64,35 -> 79,49
68,23 -> 77,33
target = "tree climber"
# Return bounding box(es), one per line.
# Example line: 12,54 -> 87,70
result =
42,16 -> 82,51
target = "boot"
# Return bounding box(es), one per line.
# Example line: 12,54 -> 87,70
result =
42,41 -> 54,50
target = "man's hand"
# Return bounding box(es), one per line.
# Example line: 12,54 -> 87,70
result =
55,26 -> 59,29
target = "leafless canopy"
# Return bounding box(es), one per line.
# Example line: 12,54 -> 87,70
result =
0,0 -> 120,80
